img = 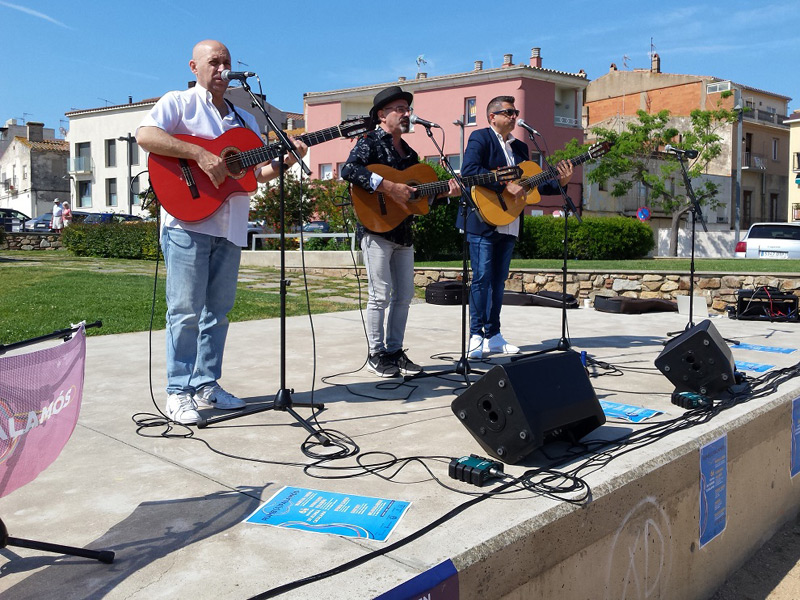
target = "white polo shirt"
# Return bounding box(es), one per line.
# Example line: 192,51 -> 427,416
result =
138,84 -> 260,246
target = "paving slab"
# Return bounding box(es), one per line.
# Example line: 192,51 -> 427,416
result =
1,303 -> 799,599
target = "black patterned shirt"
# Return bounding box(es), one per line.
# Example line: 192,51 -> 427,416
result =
341,127 -> 419,246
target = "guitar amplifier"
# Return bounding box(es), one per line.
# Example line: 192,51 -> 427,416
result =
734,287 -> 798,322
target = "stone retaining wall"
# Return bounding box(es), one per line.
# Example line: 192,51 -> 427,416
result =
1,231 -> 62,251
412,269 -> 800,315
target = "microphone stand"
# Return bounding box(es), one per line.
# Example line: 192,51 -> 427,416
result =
523,130 -> 581,355
196,79 -> 330,447
664,152 -> 737,344
413,123 -> 479,385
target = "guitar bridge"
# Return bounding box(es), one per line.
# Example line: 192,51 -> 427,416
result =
495,191 -> 508,211
179,159 -> 200,199
377,193 -> 387,216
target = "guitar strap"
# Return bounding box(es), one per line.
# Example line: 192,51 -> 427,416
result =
224,99 -> 248,129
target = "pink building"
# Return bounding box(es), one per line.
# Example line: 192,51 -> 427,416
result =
304,48 -> 589,215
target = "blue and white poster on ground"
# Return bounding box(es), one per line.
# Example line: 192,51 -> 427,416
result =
244,486 -> 411,541
600,400 -> 662,423
699,435 -> 727,547
791,397 -> 800,478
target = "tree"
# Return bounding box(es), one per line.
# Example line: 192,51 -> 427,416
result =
563,103 -> 736,256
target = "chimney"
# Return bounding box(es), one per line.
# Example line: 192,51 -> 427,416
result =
27,121 -> 44,142
651,52 -> 661,73
502,53 -> 513,67
474,60 -> 483,71
416,72 -> 427,79
287,117 -> 295,130
128,95 -> 133,104
530,47 -> 542,68
398,76 -> 407,81
610,63 -> 618,72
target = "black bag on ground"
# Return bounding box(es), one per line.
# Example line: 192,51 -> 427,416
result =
426,280 -> 465,305
524,290 -> 579,309
594,296 -> 678,314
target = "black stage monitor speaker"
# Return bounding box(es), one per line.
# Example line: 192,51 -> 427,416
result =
451,350 -> 605,464
655,319 -> 735,397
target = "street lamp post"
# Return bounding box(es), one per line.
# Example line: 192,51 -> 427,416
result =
117,133 -> 135,213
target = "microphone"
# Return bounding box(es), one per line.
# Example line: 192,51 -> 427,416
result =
516,119 -> 540,136
221,70 -> 256,82
664,144 -> 699,159
409,114 -> 440,129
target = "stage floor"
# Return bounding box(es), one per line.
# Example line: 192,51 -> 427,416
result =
1,302 -> 799,599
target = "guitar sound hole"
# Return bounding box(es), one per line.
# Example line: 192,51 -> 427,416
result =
223,148 -> 245,178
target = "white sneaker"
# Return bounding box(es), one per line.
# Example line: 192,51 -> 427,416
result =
166,392 -> 200,424
195,383 -> 246,410
485,333 -> 520,355
468,334 -> 484,359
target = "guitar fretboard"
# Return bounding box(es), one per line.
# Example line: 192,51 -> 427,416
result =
230,124 -> 351,169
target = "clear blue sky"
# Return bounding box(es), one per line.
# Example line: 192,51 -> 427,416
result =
2,0 -> 797,137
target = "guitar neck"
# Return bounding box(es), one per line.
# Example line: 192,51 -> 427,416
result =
520,151 -> 594,192
237,124 -> 348,168
409,170 -> 505,199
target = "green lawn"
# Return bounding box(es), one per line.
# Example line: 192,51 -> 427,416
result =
0,253 -> 361,344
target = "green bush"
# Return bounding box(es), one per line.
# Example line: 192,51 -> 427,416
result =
517,215 -> 654,260
62,222 -> 162,260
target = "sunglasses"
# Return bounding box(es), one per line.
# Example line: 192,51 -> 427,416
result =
491,109 -> 520,118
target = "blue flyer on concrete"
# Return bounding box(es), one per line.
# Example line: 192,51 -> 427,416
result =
791,397 -> 800,478
600,400 -> 662,423
244,486 -> 411,541
735,360 -> 774,373
700,435 -> 727,547
734,343 -> 796,354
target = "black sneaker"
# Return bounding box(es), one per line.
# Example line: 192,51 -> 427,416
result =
387,349 -> 423,376
367,352 -> 400,378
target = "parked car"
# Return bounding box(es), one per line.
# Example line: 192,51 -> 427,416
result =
734,223 -> 800,259
25,212 -> 54,231
82,213 -> 143,225
246,221 -> 269,249
0,208 -> 31,232
302,220 -> 330,233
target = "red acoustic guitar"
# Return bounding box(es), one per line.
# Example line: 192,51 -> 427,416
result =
148,117 -> 370,222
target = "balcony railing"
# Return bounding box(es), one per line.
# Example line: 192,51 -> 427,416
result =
743,109 -> 788,127
743,152 -> 767,170
554,115 -> 579,127
68,156 -> 93,175
793,152 -> 800,172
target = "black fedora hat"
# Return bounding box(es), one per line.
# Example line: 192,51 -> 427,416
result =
369,86 -> 413,121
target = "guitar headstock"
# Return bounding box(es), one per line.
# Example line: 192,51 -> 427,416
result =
339,117 -> 372,138
588,141 -> 613,159
495,164 -> 523,183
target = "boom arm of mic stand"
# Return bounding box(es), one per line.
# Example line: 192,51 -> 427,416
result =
676,154 -> 708,233
527,131 -> 582,223
239,79 -> 311,177
422,126 -> 472,204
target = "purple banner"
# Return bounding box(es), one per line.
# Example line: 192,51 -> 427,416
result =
0,326 -> 86,498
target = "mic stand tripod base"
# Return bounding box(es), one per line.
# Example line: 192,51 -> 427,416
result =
455,356 -> 472,376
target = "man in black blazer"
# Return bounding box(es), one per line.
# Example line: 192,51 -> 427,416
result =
457,95 -> 573,359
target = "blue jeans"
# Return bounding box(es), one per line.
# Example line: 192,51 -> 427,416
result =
468,231 -> 515,338
361,232 -> 415,355
161,227 -> 241,395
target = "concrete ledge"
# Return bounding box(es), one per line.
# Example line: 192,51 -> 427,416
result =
457,387 -> 800,600
241,249 -> 363,268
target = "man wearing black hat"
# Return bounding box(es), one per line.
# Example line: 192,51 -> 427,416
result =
342,86 -> 459,378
